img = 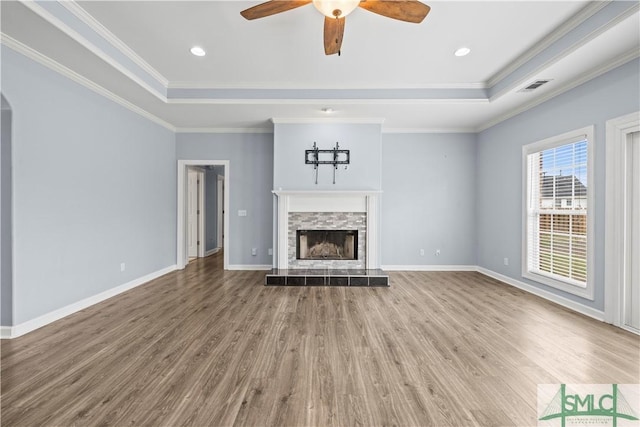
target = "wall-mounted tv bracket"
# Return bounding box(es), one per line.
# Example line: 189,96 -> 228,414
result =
305,142 -> 350,184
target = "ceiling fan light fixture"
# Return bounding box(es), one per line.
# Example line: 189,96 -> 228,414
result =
312,0 -> 360,18
190,46 -> 206,57
454,47 -> 471,57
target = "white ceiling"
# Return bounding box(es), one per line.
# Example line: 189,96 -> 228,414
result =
75,1 -> 585,86
1,0 -> 639,132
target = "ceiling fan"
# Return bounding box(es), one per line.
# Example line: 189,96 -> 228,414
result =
240,0 -> 431,55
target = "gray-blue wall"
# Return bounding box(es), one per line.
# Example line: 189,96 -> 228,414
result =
272,122 -> 383,267
381,133 -> 477,266
274,123 -> 382,190
2,46 -> 177,325
176,133 -> 273,266
1,94 -> 13,326
2,34 -> 638,328
476,59 -> 640,311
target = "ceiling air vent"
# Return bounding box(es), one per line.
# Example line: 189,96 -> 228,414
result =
519,79 -> 553,93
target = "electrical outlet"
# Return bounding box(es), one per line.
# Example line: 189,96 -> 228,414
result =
420,249 -> 425,256
238,210 -> 247,217
504,257 -> 509,266
268,248 -> 273,256
120,262 -> 126,272
251,248 -> 257,256
435,249 -> 441,256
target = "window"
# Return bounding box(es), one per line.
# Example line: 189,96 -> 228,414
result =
523,126 -> 594,300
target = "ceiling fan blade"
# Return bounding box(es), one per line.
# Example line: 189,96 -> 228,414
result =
324,17 -> 345,55
240,0 -> 312,20
358,0 -> 430,23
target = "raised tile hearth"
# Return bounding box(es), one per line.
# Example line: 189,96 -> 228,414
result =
265,269 -> 389,287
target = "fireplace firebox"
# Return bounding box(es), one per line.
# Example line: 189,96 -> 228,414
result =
296,230 -> 358,260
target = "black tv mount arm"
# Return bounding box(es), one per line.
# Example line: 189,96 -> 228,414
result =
305,142 -> 350,184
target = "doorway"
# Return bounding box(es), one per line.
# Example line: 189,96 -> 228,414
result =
186,167 -> 205,261
177,160 -> 230,270
605,112 -> 640,334
202,166 -> 224,257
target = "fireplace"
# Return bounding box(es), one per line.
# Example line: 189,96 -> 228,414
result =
297,230 -> 358,260
273,190 -> 380,269
288,211 -> 366,268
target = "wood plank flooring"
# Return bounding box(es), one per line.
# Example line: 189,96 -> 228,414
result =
1,253 -> 639,426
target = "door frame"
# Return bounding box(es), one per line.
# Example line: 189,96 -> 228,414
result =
217,175 -> 224,249
605,111 -> 639,333
186,167 -> 206,259
178,160 -> 229,270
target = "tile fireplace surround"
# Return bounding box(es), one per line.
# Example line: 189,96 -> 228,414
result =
269,190 -> 388,286
273,191 -> 381,270
289,211 -> 366,269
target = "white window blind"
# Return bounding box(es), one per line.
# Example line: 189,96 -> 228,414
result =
525,133 -> 590,291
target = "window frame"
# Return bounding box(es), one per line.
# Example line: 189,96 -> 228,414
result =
521,126 -> 595,300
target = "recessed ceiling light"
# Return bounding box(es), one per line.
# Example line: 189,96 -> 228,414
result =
190,46 -> 206,57
454,47 -> 471,57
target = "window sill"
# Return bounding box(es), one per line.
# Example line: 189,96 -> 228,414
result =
522,270 -> 594,300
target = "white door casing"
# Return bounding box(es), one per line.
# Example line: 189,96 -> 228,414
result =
187,169 -> 198,258
197,169 -> 205,258
605,112 -> 640,334
217,175 -> 224,249
624,131 -> 639,331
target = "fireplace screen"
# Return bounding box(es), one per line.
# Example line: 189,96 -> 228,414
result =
296,230 -> 358,260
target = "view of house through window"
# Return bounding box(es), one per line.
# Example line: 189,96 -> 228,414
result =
524,127 -> 593,298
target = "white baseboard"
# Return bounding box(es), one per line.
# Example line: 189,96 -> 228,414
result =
382,265 -> 477,272
0,326 -> 12,339
204,248 -> 220,257
0,264 -> 607,339
0,265 -> 177,339
476,267 -> 605,322
228,264 -> 272,271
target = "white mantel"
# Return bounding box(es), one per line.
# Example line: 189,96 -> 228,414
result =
273,190 -> 381,269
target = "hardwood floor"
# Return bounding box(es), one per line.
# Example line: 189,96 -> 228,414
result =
2,253 -> 638,426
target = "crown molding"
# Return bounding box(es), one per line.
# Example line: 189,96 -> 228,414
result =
176,127 -> 274,134
5,0 -> 636,134
486,1 -> 610,88
167,98 -> 489,105
5,22 -> 636,137
19,0 -> 167,102
477,48 -> 640,133
175,126 -> 467,134
167,81 -> 489,90
382,127 -> 476,134
271,117 -> 385,125
489,1 -> 639,102
60,1 -> 169,87
1,33 -> 175,132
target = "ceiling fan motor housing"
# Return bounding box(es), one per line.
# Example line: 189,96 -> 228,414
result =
312,0 -> 360,18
